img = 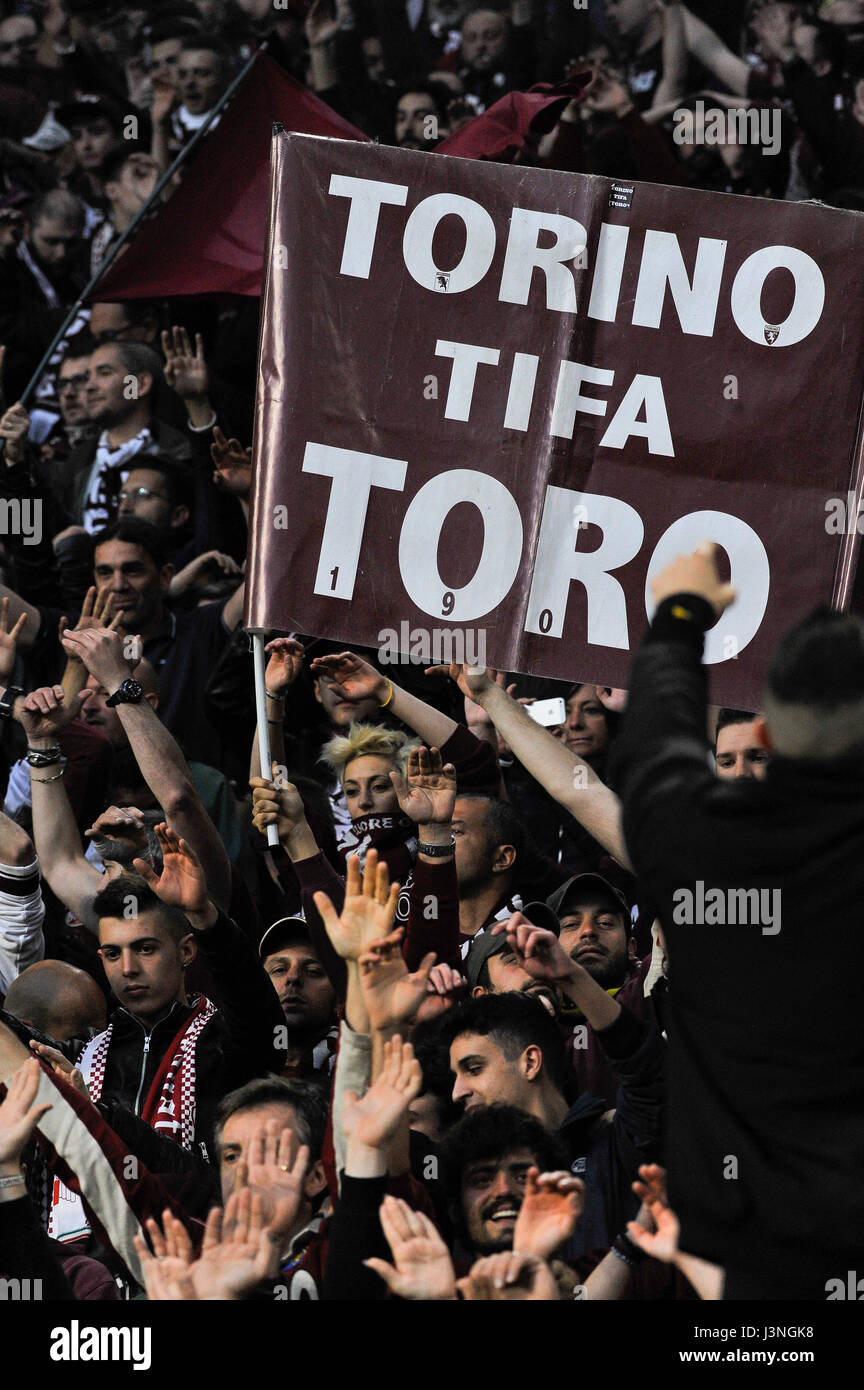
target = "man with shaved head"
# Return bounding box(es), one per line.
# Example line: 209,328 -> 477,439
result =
4,961 -> 107,1042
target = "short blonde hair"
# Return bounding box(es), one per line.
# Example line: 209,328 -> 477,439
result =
320,722 -> 421,785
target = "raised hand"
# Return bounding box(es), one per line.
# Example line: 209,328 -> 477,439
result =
0,401 -> 30,467
305,0 -> 346,48
457,1251 -> 560,1301
424,661 -> 496,704
595,685 -> 627,714
85,804 -> 148,851
415,961 -> 467,1025
161,326 -> 209,402
314,849 -> 398,962
210,426 -> 252,496
169,551 -> 242,597
0,596 -> 26,684
250,773 -> 309,844
627,1163 -> 679,1263
358,927 -> 436,1033
134,1207 -> 198,1301
150,71 -> 177,124
132,823 -> 212,926
18,685 -> 83,744
264,637 -> 306,696
491,913 -> 575,984
61,585 -> 122,654
389,746 -> 456,827
342,1034 -> 422,1153
0,1057 -> 52,1172
189,1188 -> 281,1300
364,1194 -> 456,1300
232,1119 -> 310,1243
308,650 -> 388,705
512,1168 -> 585,1261
60,625 -> 139,691
650,542 -> 736,619
28,1040 -> 90,1100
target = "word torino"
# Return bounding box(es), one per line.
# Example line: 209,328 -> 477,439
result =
50,1322 -> 152,1371
671,882 -> 781,935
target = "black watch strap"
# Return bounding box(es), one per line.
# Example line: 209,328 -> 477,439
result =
0,686 -> 22,720
106,679 -> 144,708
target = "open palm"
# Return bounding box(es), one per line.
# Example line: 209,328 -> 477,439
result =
133,824 -> 207,915
513,1169 -> 585,1260
390,746 -> 456,826
365,1195 -> 455,1300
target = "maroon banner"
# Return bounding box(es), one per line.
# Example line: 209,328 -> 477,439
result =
93,54 -> 369,302
246,132 -> 864,707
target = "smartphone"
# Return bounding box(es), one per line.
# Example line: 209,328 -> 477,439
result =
526,697 -> 566,727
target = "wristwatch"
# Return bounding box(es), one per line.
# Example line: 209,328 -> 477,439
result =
0,685 -> 22,720
105,678 -> 144,708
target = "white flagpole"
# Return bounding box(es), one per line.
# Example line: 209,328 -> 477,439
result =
251,632 -> 280,848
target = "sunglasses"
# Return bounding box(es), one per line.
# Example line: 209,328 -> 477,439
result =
0,38 -> 38,54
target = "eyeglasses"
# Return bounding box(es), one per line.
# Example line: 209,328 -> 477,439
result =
58,373 -> 88,392
118,487 -> 169,503
0,39 -> 38,55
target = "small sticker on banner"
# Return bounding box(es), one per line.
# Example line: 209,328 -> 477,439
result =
609,182 -> 634,211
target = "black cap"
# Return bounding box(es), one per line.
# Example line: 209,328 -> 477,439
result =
56,93 -> 123,132
258,916 -> 310,961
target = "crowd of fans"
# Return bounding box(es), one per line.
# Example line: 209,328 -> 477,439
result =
0,0 -> 860,1308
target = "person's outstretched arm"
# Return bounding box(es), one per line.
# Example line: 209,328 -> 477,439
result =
438,663 -> 630,869
61,625 -> 231,911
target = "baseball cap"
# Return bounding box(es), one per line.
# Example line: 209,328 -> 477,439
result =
22,110 -> 72,153
516,900 -> 563,936
464,930 -> 509,990
56,93 -> 123,132
545,872 -> 631,924
258,915 -> 310,961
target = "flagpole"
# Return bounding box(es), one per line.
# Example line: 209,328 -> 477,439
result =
11,41 -> 268,415
251,632 -> 280,848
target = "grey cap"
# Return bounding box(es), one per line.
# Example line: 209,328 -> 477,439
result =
464,930 -> 510,990
546,872 -> 630,923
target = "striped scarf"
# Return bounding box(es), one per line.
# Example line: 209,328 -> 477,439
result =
48,997 -> 216,1245
80,995 -> 217,1149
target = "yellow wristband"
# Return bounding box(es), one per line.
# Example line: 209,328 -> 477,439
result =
379,679 -> 394,709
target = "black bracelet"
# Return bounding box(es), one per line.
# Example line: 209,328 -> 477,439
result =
613,1231 -> 646,1266
26,745 -> 61,768
417,836 -> 455,857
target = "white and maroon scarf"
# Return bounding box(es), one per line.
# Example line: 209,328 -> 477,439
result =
49,997 -> 216,1244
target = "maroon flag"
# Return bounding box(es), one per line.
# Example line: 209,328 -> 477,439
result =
246,132 -> 864,707
93,52 -> 369,301
435,79 -> 588,162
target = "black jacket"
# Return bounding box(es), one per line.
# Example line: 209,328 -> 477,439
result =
559,1005 -> 664,1259
5,910 -> 284,1162
611,595 -> 864,1298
